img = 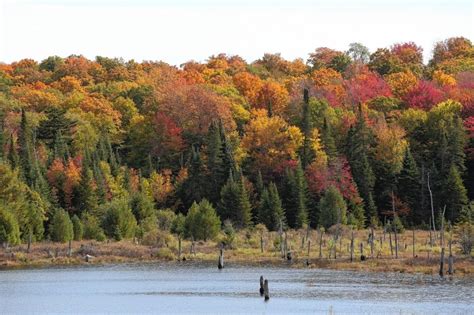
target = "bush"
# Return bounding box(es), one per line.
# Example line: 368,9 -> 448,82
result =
156,209 -> 176,231
185,199 -> 221,241
0,206 -> 20,246
101,199 -> 137,240
142,228 -> 173,247
72,215 -> 83,241
82,213 -> 106,241
154,247 -> 175,260
221,220 -> 235,248
49,209 -> 73,243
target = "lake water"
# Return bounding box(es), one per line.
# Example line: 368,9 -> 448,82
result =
0,262 -> 472,314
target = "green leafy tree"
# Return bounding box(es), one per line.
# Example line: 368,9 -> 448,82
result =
49,208 -> 74,243
72,214 -> 83,241
101,198 -> 137,240
184,199 -> 221,241
318,186 -> 347,228
0,204 -> 21,246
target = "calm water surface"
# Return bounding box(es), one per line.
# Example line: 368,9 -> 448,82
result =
0,262 -> 472,314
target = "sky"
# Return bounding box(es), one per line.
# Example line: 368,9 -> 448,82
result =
0,0 -> 472,65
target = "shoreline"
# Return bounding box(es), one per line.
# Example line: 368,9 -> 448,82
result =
1,240 -> 473,277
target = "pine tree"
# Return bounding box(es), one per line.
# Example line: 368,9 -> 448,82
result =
77,164 -> 98,213
444,164 -> 468,222
178,146 -> 206,210
321,117 -> 338,160
346,112 -> 377,225
18,109 -> 34,185
206,120 -> 225,203
283,161 -> 308,228
318,186 -> 347,228
7,134 -> 19,169
397,147 -> 421,224
258,182 -> 285,231
53,130 -> 70,162
236,171 -> 252,228
300,89 -> 313,169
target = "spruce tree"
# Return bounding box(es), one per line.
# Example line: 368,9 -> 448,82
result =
300,89 -> 313,169
18,109 -> 34,185
258,183 -> 285,231
444,164 -> 468,222
398,147 -> 421,224
283,161 -> 308,228
321,117 -> 338,160
236,172 -> 252,228
318,186 -> 347,228
346,112 -> 377,225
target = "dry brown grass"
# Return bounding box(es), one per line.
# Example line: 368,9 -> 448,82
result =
1,229 -> 472,276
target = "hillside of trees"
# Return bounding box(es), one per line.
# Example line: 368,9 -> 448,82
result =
0,37 -> 473,246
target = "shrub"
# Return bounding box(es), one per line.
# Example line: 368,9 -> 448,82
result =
156,209 -> 176,231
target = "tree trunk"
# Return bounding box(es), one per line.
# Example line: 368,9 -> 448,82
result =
350,230 -> 354,262
319,229 -> 323,259
389,231 -> 393,257
68,239 -> 72,257
263,279 -> 269,301
27,232 -> 32,254
439,247 -> 445,278
218,248 -> 224,269
260,234 -> 264,253
178,237 -> 182,260
448,239 -> 454,275
370,227 -> 374,258
427,172 -> 436,233
412,228 -> 415,258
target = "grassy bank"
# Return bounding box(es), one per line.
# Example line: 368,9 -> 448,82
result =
1,229 -> 472,276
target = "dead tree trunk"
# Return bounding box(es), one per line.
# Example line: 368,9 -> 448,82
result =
218,248 -> 224,269
412,228 -> 415,258
263,279 -> 269,301
319,229 -> 323,259
389,230 -> 393,257
279,220 -> 284,258
68,239 -> 72,257
370,227 -> 374,258
178,237 -> 182,260
350,230 -> 354,262
360,242 -> 365,261
427,172 -> 436,234
27,232 -> 32,254
260,234 -> 264,253
259,276 -> 264,295
439,247 -> 445,278
448,238 -> 454,275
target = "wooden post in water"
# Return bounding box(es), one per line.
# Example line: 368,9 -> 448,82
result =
263,279 -> 269,301
218,248 -> 224,269
259,276 -> 264,296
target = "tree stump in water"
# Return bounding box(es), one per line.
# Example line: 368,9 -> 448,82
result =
286,251 -> 292,261
218,248 -> 224,269
263,279 -> 269,301
259,276 -> 264,296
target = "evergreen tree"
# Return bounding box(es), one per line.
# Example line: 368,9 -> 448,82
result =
300,89 -> 313,168
184,199 -> 221,241
178,146 -> 206,210
7,134 -> 19,169
321,117 -> 338,160
318,186 -> 347,228
49,208 -> 74,243
0,204 -> 21,246
206,120 -> 225,203
444,164 -> 468,222
72,214 -> 83,241
18,109 -> 34,185
218,171 -> 252,228
397,147 -> 421,224
101,198 -> 137,241
346,113 -> 377,225
283,161 -> 309,228
37,106 -> 74,150
236,172 -> 252,228
53,130 -> 70,162
258,183 -> 285,231
77,165 -> 98,213
0,109 -> 4,161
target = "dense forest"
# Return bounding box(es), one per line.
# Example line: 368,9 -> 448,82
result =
0,37 -> 473,246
